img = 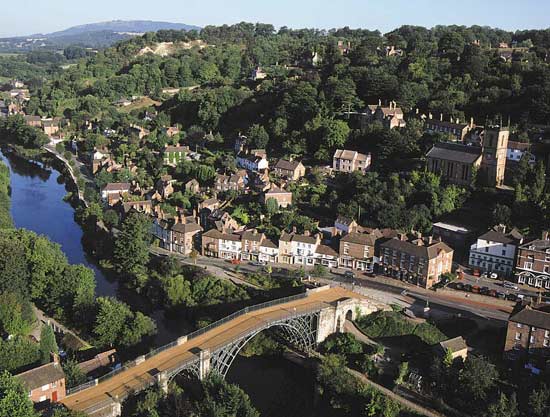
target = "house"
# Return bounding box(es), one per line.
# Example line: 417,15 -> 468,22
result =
240,229 -> 265,261
237,149 -> 269,172
164,126 -> 180,138
365,101 -> 406,130
436,337 -> 468,361
425,116 -> 474,141
42,118 -> 61,136
263,187 -> 292,208
334,216 -> 359,235
101,183 -> 131,205
201,229 -> 242,260
315,244 -> 339,268
339,231 -> 379,271
185,179 -> 200,194
504,303 -> 550,366
380,234 -> 454,289
128,124 -> 150,140
469,225 -> 524,278
119,200 -> 152,217
251,66 -> 267,81
507,141 -> 535,164
259,239 -> 279,263
278,230 -> 321,266
515,231 -> 550,288
115,97 -> 132,107
333,149 -> 371,174
163,145 -> 189,165
155,175 -> 176,200
153,214 -> 203,255
24,115 -> 42,127
273,159 -> 306,180
205,209 -> 242,233
426,125 -> 510,187
215,171 -> 247,193
15,356 -> 66,404
76,349 -> 117,375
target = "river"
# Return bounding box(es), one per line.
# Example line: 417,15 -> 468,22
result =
1,149 -> 318,415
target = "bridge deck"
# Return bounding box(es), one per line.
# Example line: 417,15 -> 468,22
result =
61,287 -> 362,413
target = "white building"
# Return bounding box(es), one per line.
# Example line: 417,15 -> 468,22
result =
507,141 -> 535,164
469,225 -> 524,278
218,234 -> 242,260
237,151 -> 269,172
259,239 -> 279,263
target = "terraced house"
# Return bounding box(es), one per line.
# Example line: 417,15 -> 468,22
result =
515,232 -> 550,288
380,234 -> 453,289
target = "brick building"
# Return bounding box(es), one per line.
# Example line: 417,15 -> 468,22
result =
504,303 -> 550,368
15,357 -> 66,404
273,159 -> 306,180
333,149 -> 371,174
380,234 -> 453,288
263,187 -> 293,208
338,231 -> 379,271
515,232 -> 550,288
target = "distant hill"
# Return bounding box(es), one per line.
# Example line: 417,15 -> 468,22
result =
0,20 -> 201,52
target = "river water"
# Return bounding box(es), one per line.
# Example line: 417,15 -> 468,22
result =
1,149 -> 317,416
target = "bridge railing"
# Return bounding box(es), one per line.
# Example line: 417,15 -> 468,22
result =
67,291 -> 310,395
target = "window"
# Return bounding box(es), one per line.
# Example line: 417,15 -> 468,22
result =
485,247 -> 489,253
502,250 -> 506,256
530,335 -> 536,344
39,395 -> 47,402
516,323 -> 523,328
41,384 -> 49,391
524,262 -> 533,270
545,330 -> 550,338
515,332 -> 522,341
545,339 -> 550,347
545,265 -> 550,274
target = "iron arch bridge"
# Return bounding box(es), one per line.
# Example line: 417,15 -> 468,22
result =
61,286 -> 385,417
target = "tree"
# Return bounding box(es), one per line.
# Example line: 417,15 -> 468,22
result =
485,392 -> 518,417
39,325 -> 58,364
62,358 -> 87,389
265,197 -> 279,216
395,361 -> 409,386
113,213 -> 151,286
0,293 -> 34,336
0,371 -> 37,417
93,297 -> 156,347
247,124 -> 270,149
189,248 -> 199,265
529,385 -> 550,417
492,204 -> 512,226
320,333 -> 363,356
459,355 -> 497,401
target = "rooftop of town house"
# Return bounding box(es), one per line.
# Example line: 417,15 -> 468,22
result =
381,235 -> 453,260
333,149 -> 369,161
274,158 -> 303,171
102,182 -> 131,192
15,361 -> 65,392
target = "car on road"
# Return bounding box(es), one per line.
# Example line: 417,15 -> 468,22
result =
249,260 -> 266,267
503,281 -> 519,290
496,291 -> 506,299
481,272 -> 488,279
488,289 -> 497,297
455,282 -> 464,291
344,270 -> 356,279
472,285 -> 481,294
507,293 -> 518,301
480,286 -> 490,295
490,272 -> 499,279
364,271 -> 375,277
464,284 -> 473,292
228,259 -> 241,265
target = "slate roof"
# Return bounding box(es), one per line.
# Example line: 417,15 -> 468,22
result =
341,232 -> 377,246
102,182 -> 131,192
510,305 -> 550,330
426,119 -> 469,131
315,244 -> 339,257
274,159 -> 302,171
171,222 -> 202,234
426,142 -> 482,164
520,239 -> 550,252
478,229 -> 522,245
381,238 -> 453,260
261,239 -> 278,249
241,230 -> 264,242
16,362 -> 65,391
333,149 -> 369,161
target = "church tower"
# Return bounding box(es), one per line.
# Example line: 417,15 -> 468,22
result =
480,124 -> 509,187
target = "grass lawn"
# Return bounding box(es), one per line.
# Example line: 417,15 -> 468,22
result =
118,96 -> 161,113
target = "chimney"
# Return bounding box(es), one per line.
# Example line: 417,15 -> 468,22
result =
456,118 -> 460,124
427,236 -> 433,245
378,98 -> 382,106
416,108 -> 419,115
440,113 -> 443,122
292,226 -> 297,234
429,112 -> 433,120
304,230 -> 311,237
494,224 -> 507,234
542,231 -> 550,241
52,352 -> 59,365
470,117 -> 474,128
450,117 -> 454,123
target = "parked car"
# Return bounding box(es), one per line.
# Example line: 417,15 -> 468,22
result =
503,281 -> 519,290
464,284 -> 473,292
364,271 -> 375,277
488,289 -> 497,297
480,286 -> 490,295
250,260 -> 266,267
496,291 -> 506,299
229,259 -> 241,265
481,272 -> 488,279
472,285 -> 481,294
507,293 -> 518,301
455,282 -> 464,291
490,272 -> 499,279
344,270 -> 356,279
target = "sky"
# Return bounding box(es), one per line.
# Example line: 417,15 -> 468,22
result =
1,0 -> 549,37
